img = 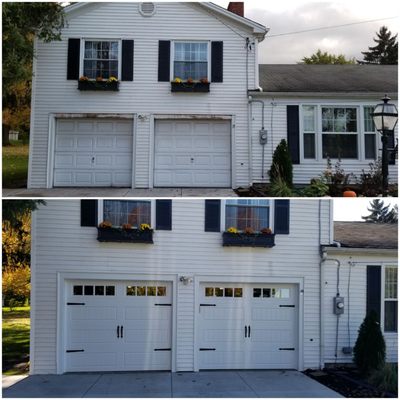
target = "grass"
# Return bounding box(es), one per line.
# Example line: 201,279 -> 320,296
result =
2,306 -> 30,375
2,142 -> 29,188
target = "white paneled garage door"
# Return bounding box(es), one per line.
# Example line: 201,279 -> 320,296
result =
198,283 -> 298,370
154,120 -> 231,187
65,280 -> 172,372
54,119 -> 133,187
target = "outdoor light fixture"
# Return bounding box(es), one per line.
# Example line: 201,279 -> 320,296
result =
371,95 -> 398,197
179,276 -> 193,285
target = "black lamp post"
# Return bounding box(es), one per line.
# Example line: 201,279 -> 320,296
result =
371,95 -> 398,197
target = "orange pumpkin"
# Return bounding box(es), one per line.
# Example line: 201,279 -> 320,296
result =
343,190 -> 357,197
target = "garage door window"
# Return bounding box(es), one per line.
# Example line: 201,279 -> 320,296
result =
73,284 -> 115,296
126,285 -> 167,296
205,287 -> 243,297
103,200 -> 151,227
225,200 -> 270,231
253,287 -> 290,298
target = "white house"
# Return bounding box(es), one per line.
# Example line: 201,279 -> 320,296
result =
29,199 -> 397,374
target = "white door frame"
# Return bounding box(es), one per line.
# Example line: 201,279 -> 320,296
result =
57,271 -> 178,374
46,113 -> 135,189
193,274 -> 304,371
150,114 -> 235,189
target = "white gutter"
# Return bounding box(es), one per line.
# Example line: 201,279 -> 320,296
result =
249,91 -> 398,100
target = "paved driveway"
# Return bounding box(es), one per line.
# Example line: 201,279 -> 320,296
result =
3,370 -> 341,398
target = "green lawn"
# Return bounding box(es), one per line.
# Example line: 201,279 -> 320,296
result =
2,306 -> 30,375
2,142 -> 29,188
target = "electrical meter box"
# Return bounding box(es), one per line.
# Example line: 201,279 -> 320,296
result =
333,296 -> 345,315
259,129 -> 268,145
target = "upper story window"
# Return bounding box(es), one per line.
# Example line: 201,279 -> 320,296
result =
384,266 -> 397,332
103,200 -> 150,228
225,200 -> 270,232
83,40 -> 119,79
173,42 -> 209,81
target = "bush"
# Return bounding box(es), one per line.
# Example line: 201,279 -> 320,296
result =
323,158 -> 355,196
368,364 -> 398,394
360,159 -> 383,197
269,174 -> 293,197
353,311 -> 386,375
2,266 -> 31,307
269,139 -> 293,187
301,177 -> 330,197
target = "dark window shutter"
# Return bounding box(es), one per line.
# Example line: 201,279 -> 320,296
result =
121,40 -> 134,81
205,200 -> 221,232
81,200 -> 98,227
158,40 -> 170,82
67,38 -> 81,80
367,265 -> 382,323
156,200 -> 172,230
287,105 -> 300,164
211,41 -> 223,82
388,130 -> 396,165
274,200 -> 290,234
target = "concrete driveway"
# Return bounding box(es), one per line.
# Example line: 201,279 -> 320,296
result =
3,188 -> 237,198
3,370 -> 341,398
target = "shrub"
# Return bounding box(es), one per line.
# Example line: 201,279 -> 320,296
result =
360,159 -> 383,197
269,174 -> 293,197
323,158 -> 355,196
269,139 -> 293,187
2,266 -> 31,307
368,364 -> 398,395
353,311 -> 386,375
301,177 -> 330,197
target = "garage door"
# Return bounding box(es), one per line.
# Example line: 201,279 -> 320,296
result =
198,283 -> 298,369
54,119 -> 133,187
154,120 -> 231,187
65,280 -> 172,372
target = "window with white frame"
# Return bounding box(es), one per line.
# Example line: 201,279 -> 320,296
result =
173,42 -> 208,81
363,106 -> 377,159
83,40 -> 119,79
103,200 -> 151,227
302,106 -> 317,159
384,266 -> 397,332
225,200 -> 270,231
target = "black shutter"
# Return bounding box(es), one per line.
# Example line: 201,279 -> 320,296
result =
81,200 -> 98,227
156,200 -> 172,230
121,40 -> 134,81
388,130 -> 396,165
158,40 -> 170,82
211,41 -> 223,82
287,105 -> 300,164
67,38 -> 81,80
367,265 -> 382,323
274,200 -> 290,234
205,200 -> 221,232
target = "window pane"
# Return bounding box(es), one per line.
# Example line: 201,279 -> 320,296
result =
215,287 -> 223,297
106,286 -> 115,296
365,134 -> 376,159
95,286 -> 104,296
157,286 -> 166,296
147,286 -> 156,296
205,287 -> 214,297
253,288 -> 261,298
322,107 -> 357,132
137,286 -> 146,296
84,285 -> 93,296
225,200 -> 270,231
385,301 -> 397,332
234,288 -> 242,297
73,285 -> 83,295
127,286 -> 136,296
174,42 -> 208,80
263,288 -> 271,298
322,134 -> 358,159
103,200 -> 151,227
385,267 -> 397,299
364,106 -> 375,132
83,41 -> 119,79
225,288 -> 233,297
303,106 -> 315,132
304,133 -> 316,159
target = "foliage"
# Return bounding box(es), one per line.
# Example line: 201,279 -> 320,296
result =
362,199 -> 398,223
322,158 -> 355,196
301,49 -> 356,64
2,267 -> 31,307
359,159 -> 383,197
2,200 -> 45,228
269,174 -> 293,197
368,364 -> 398,395
269,139 -> 293,187
353,311 -> 386,375
301,177 -> 330,197
361,26 -> 398,65
2,143 -> 29,188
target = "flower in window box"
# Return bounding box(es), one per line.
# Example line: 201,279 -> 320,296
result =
227,227 -> 239,234
121,223 -> 132,230
173,77 -> 182,83
99,220 -> 113,229
244,227 -> 254,235
260,227 -> 272,235
107,76 -> 118,83
96,76 -> 104,82
79,76 -> 89,82
140,223 -> 152,231
186,77 -> 194,84
200,77 -> 209,84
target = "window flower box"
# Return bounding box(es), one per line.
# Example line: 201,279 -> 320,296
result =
222,232 -> 275,248
97,227 -> 153,243
171,82 -> 210,93
78,80 -> 119,92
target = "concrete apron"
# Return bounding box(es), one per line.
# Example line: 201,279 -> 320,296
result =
3,370 -> 342,398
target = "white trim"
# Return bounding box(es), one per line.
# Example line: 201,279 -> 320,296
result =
46,114 -> 56,188
254,38 -> 259,88
250,91 -> 398,100
132,114 -> 137,189
57,271 -> 177,374
149,115 -> 155,189
231,116 -> 236,189
193,274 -> 304,371
382,265 -> 398,333
29,211 -> 38,373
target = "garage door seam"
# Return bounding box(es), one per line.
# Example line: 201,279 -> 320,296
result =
236,371 -> 259,397
81,373 -> 103,397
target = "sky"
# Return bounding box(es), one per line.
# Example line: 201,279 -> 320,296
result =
333,198 -> 397,221
214,0 -> 399,63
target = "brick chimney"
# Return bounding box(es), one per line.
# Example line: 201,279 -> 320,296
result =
227,2 -> 244,17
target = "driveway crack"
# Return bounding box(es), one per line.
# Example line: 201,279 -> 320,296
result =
82,374 -> 103,398
236,371 -> 259,398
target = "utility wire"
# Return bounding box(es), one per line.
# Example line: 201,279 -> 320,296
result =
267,16 -> 398,38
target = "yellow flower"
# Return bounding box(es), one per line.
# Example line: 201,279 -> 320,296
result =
173,77 -> 182,83
108,76 -> 118,83
227,227 -> 238,234
140,223 -> 151,231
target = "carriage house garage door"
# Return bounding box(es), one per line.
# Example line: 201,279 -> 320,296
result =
198,282 -> 298,370
53,119 -> 133,187
65,280 -> 172,372
154,119 -> 231,187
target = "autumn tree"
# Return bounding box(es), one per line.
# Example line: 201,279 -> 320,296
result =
301,49 -> 356,64
361,26 -> 398,65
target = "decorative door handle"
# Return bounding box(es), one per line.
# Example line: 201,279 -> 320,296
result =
121,326 -> 123,338
117,325 -> 120,338
245,326 -> 247,338
91,156 -> 95,163
248,326 -> 251,338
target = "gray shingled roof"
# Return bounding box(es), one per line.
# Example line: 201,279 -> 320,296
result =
258,64 -> 398,93
334,222 -> 398,249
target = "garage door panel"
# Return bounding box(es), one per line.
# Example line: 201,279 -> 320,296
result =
56,136 -> 75,151
76,137 -> 93,150
75,172 -> 93,185
94,155 -> 113,167
199,351 -> 245,370
95,136 -> 114,148
70,328 -> 117,343
70,306 -> 118,321
124,351 -> 171,370
115,136 -> 132,149
54,154 -> 75,168
76,155 -> 93,168
67,352 -> 118,370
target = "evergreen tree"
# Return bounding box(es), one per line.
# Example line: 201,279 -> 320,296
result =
269,139 -> 293,187
362,199 -> 397,223
382,204 -> 398,224
361,26 -> 398,65
301,49 -> 356,64
353,311 -> 386,375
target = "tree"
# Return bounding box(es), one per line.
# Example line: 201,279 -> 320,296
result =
2,200 -> 45,228
2,3 -> 65,145
353,311 -> 386,375
301,49 -> 356,64
362,199 -> 397,223
269,139 -> 293,187
361,26 -> 398,65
